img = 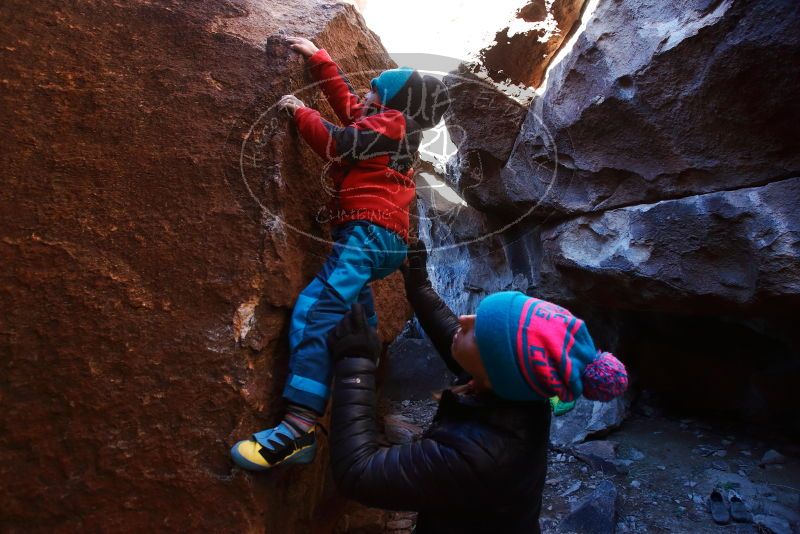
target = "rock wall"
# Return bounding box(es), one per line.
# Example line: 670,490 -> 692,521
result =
479,0 -> 587,88
431,0 -> 800,431
0,1 -> 409,531
491,0 -> 800,218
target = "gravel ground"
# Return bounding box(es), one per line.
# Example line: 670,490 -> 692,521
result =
373,395 -> 800,534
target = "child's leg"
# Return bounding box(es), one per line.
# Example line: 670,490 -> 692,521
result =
283,224 -> 380,414
231,222 -> 402,471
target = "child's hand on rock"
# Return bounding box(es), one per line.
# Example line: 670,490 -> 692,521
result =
285,36 -> 319,58
277,94 -> 305,115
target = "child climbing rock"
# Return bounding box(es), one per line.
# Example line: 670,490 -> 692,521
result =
230,37 -> 451,471
325,243 -> 629,533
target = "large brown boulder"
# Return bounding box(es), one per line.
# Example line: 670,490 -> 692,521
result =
0,0 -> 409,530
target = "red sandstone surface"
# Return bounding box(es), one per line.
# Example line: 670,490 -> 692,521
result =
0,1 -> 410,530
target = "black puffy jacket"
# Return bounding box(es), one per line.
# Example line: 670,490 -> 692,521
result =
329,281 -> 552,533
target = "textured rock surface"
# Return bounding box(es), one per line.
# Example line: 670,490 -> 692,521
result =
443,68 -> 527,163
415,171 -> 521,316
0,1 -> 409,531
571,440 -> 624,475
479,0 -> 587,88
442,69 -> 527,210
559,479 -> 618,534
550,396 -> 631,449
540,177 -> 800,313
383,335 -> 454,401
495,0 -> 800,219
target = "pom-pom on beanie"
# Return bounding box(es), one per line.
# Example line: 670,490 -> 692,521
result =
371,67 -> 451,129
474,291 -> 628,403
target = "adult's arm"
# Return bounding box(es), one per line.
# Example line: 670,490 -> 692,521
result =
329,357 -> 491,511
402,243 -> 465,377
405,281 -> 464,377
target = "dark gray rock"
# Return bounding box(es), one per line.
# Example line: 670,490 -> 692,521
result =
550,396 -> 631,449
561,480 -> 583,497
384,335 -> 454,401
539,177 -> 800,313
495,0 -> 800,219
442,68 -> 527,211
560,480 -> 618,534
415,171 -> 521,316
759,449 -> 787,466
753,514 -> 792,534
572,440 -> 627,475
423,0 -> 800,436
712,461 -> 730,472
443,68 -> 527,163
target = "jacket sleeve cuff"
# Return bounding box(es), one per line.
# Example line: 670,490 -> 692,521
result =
294,106 -> 313,118
307,48 -> 332,67
335,357 -> 377,377
293,106 -> 317,123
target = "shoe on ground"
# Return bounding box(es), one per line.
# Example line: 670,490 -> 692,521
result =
709,488 -> 731,525
230,422 -> 317,471
728,490 -> 753,523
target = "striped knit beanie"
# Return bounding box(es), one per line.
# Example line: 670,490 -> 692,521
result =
474,291 -> 628,403
371,67 -> 450,128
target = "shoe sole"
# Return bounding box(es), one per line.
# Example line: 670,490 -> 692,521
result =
284,444 -> 316,464
230,442 -> 317,471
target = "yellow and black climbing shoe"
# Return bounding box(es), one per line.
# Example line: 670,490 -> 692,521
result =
230,423 -> 317,471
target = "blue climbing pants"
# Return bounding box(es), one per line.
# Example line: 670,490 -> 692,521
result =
283,220 -> 408,414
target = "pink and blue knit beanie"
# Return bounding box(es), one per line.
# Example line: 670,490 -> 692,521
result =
474,291 -> 628,403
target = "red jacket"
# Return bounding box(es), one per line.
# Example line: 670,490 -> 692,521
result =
294,49 -> 419,242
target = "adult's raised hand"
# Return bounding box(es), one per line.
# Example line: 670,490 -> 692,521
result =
327,303 -> 381,363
